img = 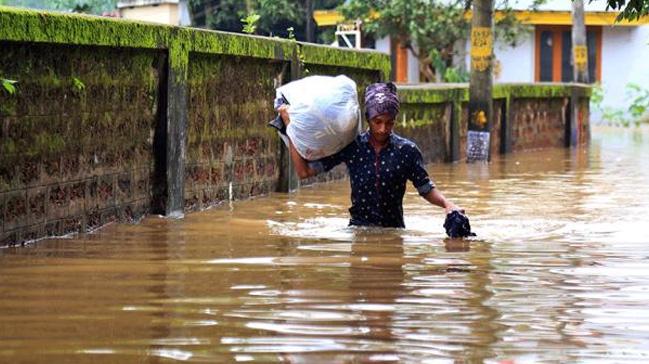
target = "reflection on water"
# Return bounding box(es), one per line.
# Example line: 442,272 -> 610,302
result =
1,126 -> 649,363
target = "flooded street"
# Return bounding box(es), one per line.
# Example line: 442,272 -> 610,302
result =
1,126 -> 649,363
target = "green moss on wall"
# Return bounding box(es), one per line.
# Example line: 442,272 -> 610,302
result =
398,83 -> 592,105
0,6 -> 389,77
301,43 -> 390,81
0,41 -> 160,190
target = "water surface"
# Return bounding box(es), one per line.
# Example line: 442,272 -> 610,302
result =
1,126 -> 649,363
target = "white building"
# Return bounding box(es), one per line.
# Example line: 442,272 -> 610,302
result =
315,1 -> 649,110
117,0 -> 190,26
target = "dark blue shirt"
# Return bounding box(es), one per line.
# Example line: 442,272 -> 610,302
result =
310,132 -> 435,228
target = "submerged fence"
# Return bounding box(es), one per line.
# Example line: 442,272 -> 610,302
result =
0,7 -> 590,246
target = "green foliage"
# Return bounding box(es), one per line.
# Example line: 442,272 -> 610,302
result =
340,0 -> 467,82
443,67 -> 469,83
495,6 -> 532,48
591,83 -> 649,127
72,76 -> 85,92
241,12 -> 260,34
626,83 -> 649,120
287,26 -> 309,74
340,0 -> 530,82
2,0 -> 117,14
604,0 -> 649,21
1,78 -> 17,95
191,0 -> 302,38
190,0 -> 344,40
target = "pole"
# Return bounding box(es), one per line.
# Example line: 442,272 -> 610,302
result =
571,0 -> 589,84
467,0 -> 494,162
305,0 -> 315,43
570,0 -> 589,146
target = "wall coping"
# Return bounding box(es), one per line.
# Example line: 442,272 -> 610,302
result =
398,82 -> 593,103
0,6 -> 390,78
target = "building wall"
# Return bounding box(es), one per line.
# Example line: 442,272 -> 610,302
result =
601,26 -> 649,110
407,46 -> 420,83
493,33 -> 535,83
463,24 -> 649,111
120,3 -> 179,25
375,37 -> 390,54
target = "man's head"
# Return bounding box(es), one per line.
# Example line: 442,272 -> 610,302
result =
364,82 -> 399,143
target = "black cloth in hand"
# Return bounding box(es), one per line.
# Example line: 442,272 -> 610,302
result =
443,210 -> 476,238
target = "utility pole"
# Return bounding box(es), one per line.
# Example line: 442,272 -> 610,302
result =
305,0 -> 315,43
569,0 -> 589,146
572,0 -> 589,83
467,0 -> 494,162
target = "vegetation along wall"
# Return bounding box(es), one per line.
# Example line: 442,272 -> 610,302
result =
0,7 -> 589,247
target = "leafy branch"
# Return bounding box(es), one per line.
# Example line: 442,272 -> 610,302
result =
591,83 -> 649,127
1,78 -> 18,95
241,12 -> 261,34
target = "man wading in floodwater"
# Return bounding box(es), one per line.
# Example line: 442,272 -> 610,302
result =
277,82 -> 464,228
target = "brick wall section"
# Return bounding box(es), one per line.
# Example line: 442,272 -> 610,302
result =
398,103 -> 451,163
0,43 -> 159,246
185,54 -> 284,210
511,97 -> 569,151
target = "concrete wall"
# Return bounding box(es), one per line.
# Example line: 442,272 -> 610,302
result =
493,33 -> 535,83
119,3 -> 179,25
601,26 -> 649,111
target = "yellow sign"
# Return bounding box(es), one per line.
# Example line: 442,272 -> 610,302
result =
573,45 -> 588,72
474,110 -> 488,128
471,27 -> 493,72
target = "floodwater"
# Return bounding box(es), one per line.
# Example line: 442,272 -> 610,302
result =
1,126 -> 649,363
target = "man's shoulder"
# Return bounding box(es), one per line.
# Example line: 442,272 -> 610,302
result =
390,133 -> 419,150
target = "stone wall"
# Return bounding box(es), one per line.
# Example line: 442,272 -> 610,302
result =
398,84 -> 591,164
0,7 -> 389,246
0,42 -> 160,245
184,54 -> 284,211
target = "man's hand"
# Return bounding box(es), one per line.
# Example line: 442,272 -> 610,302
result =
444,203 -> 464,215
277,104 -> 290,126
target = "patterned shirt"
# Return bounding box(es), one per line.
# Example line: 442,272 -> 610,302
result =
310,132 -> 435,228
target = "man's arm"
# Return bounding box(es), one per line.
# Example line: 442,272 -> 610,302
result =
287,139 -> 318,179
278,105 -> 317,180
422,188 -> 461,214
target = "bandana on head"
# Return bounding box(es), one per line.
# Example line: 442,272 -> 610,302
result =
364,82 -> 400,121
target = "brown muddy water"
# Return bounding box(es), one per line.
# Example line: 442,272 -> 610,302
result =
2,126 -> 649,363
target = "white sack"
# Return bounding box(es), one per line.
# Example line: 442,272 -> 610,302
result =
277,75 -> 361,161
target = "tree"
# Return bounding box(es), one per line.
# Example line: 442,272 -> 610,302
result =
188,0 -> 342,41
340,0 -> 538,82
604,0 -> 649,21
1,0 -> 117,13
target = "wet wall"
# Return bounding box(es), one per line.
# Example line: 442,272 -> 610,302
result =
0,7 -> 590,247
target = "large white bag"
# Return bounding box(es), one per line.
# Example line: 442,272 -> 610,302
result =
276,75 -> 361,161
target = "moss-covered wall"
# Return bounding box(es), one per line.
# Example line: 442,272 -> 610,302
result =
397,103 -> 451,163
510,97 -> 568,151
0,42 -> 160,245
185,53 -> 284,210
398,83 -> 590,163
0,6 -> 390,246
